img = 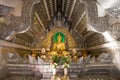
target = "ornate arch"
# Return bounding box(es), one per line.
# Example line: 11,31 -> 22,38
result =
42,27 -> 77,49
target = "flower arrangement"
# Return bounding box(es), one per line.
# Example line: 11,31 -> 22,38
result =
50,54 -> 71,68
50,54 -> 60,68
62,56 -> 71,68
50,61 -> 57,68
62,62 -> 70,68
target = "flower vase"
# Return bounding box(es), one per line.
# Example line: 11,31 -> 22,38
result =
52,68 -> 56,75
64,68 -> 68,75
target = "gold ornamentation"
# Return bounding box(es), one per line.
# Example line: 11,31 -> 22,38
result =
53,33 -> 65,51
42,27 -> 77,49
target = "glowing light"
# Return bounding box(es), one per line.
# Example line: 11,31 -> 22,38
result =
102,31 -> 120,70
104,41 -> 118,49
97,0 -> 119,17
102,31 -> 118,49
102,31 -> 114,42
97,0 -> 118,9
86,24 -> 100,33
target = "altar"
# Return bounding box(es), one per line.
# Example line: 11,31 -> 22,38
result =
33,64 -> 82,79
32,29 -> 83,61
7,63 -> 82,80
26,27 -> 87,80
7,63 -> 114,80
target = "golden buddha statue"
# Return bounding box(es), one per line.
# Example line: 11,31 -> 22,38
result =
48,33 -> 69,56
53,33 -> 65,52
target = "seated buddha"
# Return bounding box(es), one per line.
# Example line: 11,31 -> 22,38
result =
48,33 -> 69,56
53,34 -> 65,52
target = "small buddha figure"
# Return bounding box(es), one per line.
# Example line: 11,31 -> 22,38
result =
41,47 -> 46,54
53,33 -> 65,53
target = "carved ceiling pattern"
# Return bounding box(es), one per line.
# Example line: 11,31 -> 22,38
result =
0,0 -> 41,40
75,15 -> 86,35
84,0 -> 120,39
0,5 -> 12,17
0,0 -> 119,51
86,33 -> 105,48
107,7 -> 120,19
0,0 -> 86,40
12,33 -> 33,47
46,0 -> 53,17
71,0 -> 85,28
66,0 -> 74,18
12,13 -> 45,47
35,0 -> 49,28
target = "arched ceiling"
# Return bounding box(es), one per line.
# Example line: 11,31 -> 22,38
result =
0,0 -> 120,51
